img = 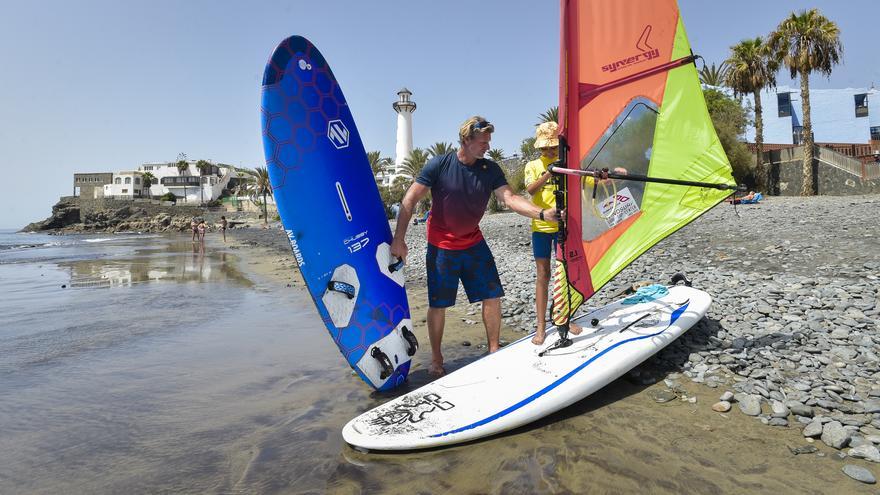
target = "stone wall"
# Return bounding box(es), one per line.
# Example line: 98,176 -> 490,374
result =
62,196 -> 216,218
767,150 -> 880,196
773,161 -> 880,196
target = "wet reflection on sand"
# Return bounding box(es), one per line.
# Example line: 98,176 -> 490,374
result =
59,238 -> 250,288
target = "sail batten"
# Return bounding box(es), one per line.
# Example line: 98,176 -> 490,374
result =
553,0 -> 736,325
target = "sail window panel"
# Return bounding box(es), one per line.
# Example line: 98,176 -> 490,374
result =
580,97 -> 657,242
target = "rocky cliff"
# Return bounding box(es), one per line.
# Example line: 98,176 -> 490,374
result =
21,199 -> 236,233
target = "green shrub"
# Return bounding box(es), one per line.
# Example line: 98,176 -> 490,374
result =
378,180 -> 409,218
704,88 -> 755,188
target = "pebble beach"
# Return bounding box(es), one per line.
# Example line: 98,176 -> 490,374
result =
232,193 -> 880,488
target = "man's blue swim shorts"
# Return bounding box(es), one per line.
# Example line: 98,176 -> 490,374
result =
426,239 -> 504,308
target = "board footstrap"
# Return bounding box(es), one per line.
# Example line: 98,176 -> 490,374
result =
401,325 -> 418,356
370,347 -> 394,380
327,280 -> 356,299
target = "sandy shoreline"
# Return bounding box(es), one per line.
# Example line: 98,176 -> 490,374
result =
218,194 -> 880,491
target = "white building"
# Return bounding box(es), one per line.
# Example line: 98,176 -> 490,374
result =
102,171 -> 144,198
101,160 -> 233,203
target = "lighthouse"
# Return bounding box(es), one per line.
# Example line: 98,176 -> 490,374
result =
392,88 -> 417,176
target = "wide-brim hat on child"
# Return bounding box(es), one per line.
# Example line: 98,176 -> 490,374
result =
534,121 -> 559,149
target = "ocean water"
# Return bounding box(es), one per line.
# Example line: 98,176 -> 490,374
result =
0,229 -> 343,493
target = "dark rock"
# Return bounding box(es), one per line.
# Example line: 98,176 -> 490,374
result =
20,200 -> 80,231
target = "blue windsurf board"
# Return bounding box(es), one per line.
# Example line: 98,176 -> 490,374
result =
260,35 -> 417,391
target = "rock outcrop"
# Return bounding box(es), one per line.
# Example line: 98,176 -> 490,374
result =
21,199 -> 220,233
21,200 -> 81,231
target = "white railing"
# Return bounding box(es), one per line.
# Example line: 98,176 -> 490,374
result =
815,147 -> 866,178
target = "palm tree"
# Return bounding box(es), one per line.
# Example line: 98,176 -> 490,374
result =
427,142 -> 456,158
175,153 -> 189,203
141,172 -> 156,199
400,148 -> 429,179
769,8 -> 843,196
367,150 -> 393,183
699,62 -> 730,87
725,38 -> 778,193
250,166 -> 272,225
537,107 -> 558,125
195,160 -> 212,204
487,149 -> 505,163
196,160 -> 212,175
520,137 -> 539,163
486,149 -> 508,212
367,151 -> 383,175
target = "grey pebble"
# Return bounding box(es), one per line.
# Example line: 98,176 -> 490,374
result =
842,464 -> 876,484
848,444 -> 880,463
822,421 -> 852,449
803,421 -> 824,438
736,394 -> 763,416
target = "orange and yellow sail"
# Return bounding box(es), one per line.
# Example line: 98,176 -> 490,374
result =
552,0 -> 735,325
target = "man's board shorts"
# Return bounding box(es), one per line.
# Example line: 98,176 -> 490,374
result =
426,239 -> 504,308
531,231 -> 558,259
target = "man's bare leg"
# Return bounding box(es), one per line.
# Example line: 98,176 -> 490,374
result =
532,257 -> 551,344
481,298 -> 501,353
427,306 -> 446,376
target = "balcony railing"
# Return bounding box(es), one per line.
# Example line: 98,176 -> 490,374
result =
161,176 -> 203,186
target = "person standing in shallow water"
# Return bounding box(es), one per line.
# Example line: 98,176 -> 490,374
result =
391,116 -> 562,377
197,220 -> 206,243
191,217 -> 199,242
220,216 -> 228,242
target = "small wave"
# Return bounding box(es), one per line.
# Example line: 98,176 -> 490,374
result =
0,241 -> 66,251
82,238 -> 117,243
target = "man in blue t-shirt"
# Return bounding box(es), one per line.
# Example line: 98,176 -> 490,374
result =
391,116 -> 561,376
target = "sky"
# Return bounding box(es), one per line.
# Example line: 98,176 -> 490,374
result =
1,0 -> 877,229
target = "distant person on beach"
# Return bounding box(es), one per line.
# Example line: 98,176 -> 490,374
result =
726,191 -> 762,204
197,220 -> 206,243
191,217 -> 199,242
412,209 -> 430,225
220,216 -> 228,242
391,116 -> 561,377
